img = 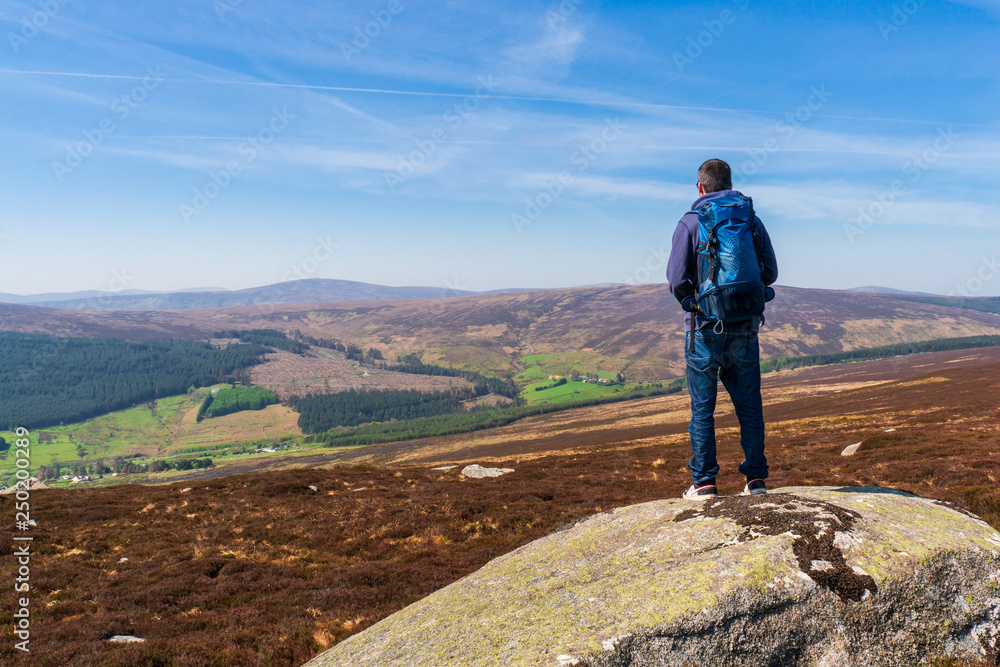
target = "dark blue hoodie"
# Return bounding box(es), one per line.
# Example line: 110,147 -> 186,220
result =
666,189 -> 778,332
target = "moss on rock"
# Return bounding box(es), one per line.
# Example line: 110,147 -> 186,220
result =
304,486 -> 1000,667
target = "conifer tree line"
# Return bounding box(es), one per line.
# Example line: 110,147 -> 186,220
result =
35,456 -> 213,481
290,331 -> 346,351
291,330 -> 517,396
758,335 -> 1000,373
883,295 -> 1000,316
226,328 -> 385,362
291,331 -> 517,397
0,326 -> 513,431
286,350 -> 521,434
197,386 -> 279,421
382,354 -> 518,397
215,329 -> 310,354
308,381 -> 686,446
0,332 -> 271,429
535,377 -> 568,391
345,344 -> 384,362
288,388 -> 478,433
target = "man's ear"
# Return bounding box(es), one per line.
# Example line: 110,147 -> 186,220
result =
697,182 -> 706,195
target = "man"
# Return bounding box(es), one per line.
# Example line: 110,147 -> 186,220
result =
666,158 -> 778,500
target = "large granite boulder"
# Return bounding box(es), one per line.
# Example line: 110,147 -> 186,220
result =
303,487 -> 1000,667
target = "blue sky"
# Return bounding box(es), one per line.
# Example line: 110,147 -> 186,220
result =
1,0 -> 998,296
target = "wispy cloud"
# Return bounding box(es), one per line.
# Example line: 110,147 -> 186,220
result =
1,0 -> 998,294
8,69 -> 997,130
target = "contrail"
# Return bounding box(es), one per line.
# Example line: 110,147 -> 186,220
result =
91,135 -> 1000,159
1,69 -> 997,129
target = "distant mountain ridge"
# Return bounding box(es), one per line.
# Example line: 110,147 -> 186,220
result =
847,286 -> 938,296
0,287 -> 226,305
3,279 -> 497,310
4,281 -> 949,311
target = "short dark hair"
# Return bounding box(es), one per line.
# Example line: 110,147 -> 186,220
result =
697,159 -> 732,193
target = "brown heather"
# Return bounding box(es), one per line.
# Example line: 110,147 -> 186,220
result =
2,348 -> 999,666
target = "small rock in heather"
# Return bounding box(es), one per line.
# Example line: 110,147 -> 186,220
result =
461,464 -> 515,478
840,442 -> 862,456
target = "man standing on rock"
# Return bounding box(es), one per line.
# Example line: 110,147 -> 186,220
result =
666,158 -> 778,500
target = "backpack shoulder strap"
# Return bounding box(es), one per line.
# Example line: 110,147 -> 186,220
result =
741,197 -> 767,271
687,209 -> 710,254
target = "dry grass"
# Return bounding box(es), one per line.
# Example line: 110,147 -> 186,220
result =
2,350 -> 999,666
248,348 -> 471,400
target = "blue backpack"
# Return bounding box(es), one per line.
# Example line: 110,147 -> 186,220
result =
683,194 -> 774,343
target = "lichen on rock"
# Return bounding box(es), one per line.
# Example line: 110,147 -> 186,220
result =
673,494 -> 877,602
303,486 -> 1000,667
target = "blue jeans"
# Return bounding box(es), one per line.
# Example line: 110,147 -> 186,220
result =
685,328 -> 768,484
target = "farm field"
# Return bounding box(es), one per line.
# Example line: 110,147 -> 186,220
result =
515,351 -> 640,406
513,352 -> 627,384
521,377 -> 636,405
3,345 -> 998,666
0,386 -> 302,482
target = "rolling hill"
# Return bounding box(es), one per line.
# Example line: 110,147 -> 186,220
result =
3,278 -> 489,310
0,286 -> 224,305
3,284 -> 1000,382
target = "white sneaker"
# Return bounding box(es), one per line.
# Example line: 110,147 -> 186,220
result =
741,479 -> 767,496
682,482 -> 718,501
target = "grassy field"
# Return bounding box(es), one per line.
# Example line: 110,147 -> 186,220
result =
521,378 -> 639,406
514,352 -> 627,384
516,352 -> 637,405
0,386 -> 303,482
19,392 -> 192,464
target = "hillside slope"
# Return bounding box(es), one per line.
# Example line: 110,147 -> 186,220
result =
180,284 -> 1000,378
3,285 -> 1000,380
5,349 -> 1000,667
